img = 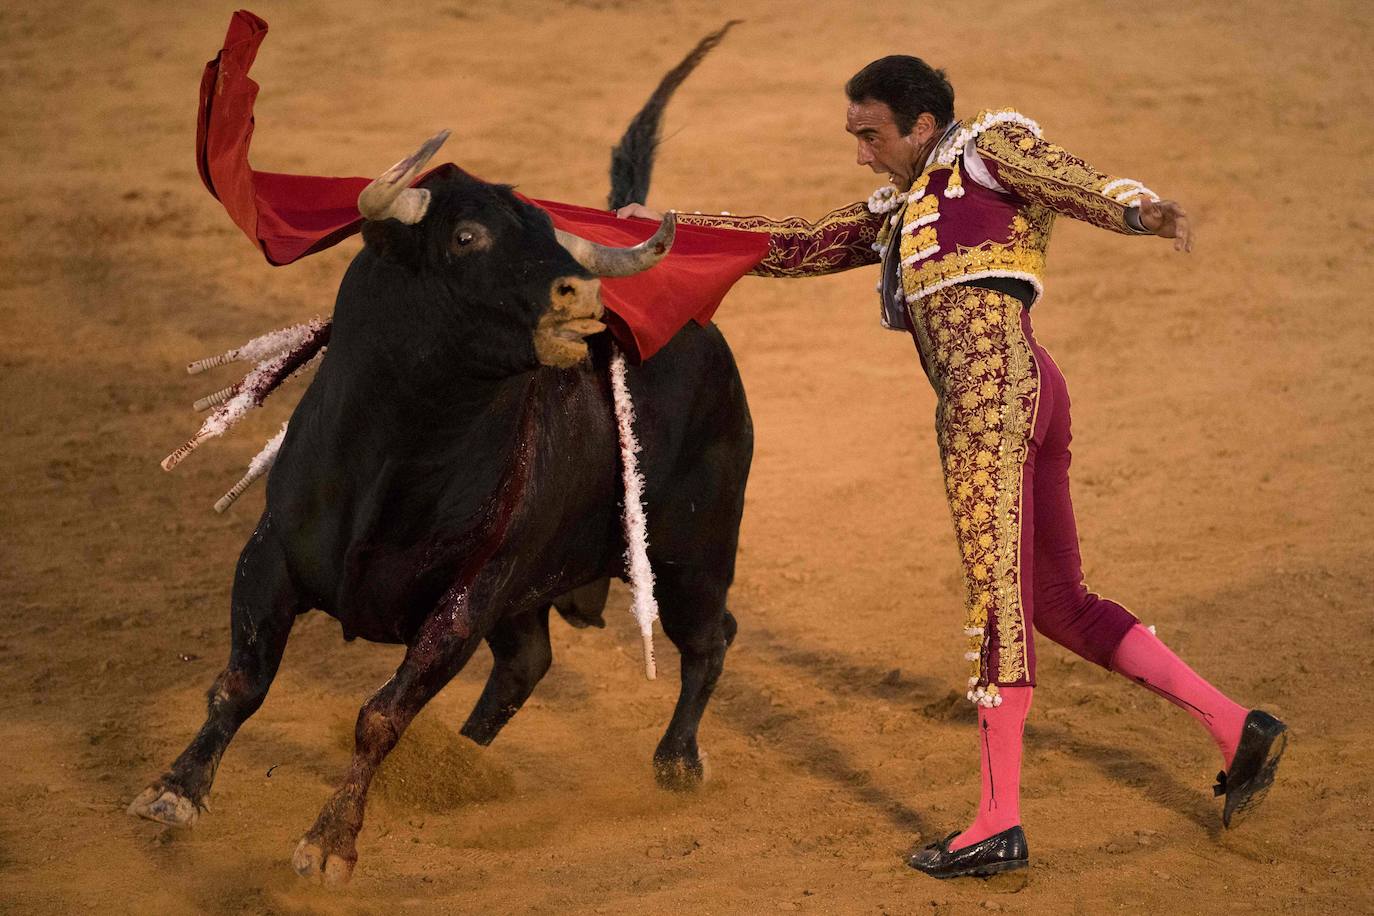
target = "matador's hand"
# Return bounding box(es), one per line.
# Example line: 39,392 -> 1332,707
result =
1137,198 -> 1194,253
615,203 -> 664,221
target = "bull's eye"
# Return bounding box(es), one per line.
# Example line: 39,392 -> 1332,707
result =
449,221 -> 491,256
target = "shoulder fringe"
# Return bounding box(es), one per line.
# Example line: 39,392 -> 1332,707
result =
936,108 -> 1044,168
868,110 -> 1044,211
936,109 -> 1043,199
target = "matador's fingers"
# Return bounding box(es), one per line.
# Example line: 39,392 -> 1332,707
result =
615,203 -> 663,221
1170,204 -> 1194,253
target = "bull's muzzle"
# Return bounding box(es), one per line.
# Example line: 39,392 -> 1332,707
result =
534,276 -> 606,368
537,214 -> 676,367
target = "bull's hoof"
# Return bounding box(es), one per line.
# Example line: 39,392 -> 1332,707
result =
292,836 -> 356,885
127,784 -> 201,828
653,749 -> 710,791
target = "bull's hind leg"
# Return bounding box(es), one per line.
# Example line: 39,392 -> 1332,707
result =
552,577 -> 609,629
292,605 -> 485,884
460,606 -> 552,745
652,569 -> 735,790
129,513 -> 302,827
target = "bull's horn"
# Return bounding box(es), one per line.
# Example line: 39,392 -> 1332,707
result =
555,212 -> 676,278
357,129 -> 451,224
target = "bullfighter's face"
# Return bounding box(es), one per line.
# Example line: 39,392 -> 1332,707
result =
846,98 -> 938,188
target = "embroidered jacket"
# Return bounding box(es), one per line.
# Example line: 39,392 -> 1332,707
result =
674,109 -> 1157,329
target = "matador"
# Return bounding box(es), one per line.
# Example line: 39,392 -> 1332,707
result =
618,55 -> 1287,879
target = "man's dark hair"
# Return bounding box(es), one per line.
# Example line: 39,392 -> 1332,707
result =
845,56 -> 954,134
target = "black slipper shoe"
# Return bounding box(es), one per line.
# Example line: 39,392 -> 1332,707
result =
1214,709 -> 1288,828
907,826 -> 1028,879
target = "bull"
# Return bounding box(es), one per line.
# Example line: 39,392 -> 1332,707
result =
129,29 -> 752,884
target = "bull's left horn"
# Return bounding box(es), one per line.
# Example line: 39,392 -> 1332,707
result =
555,212 -> 676,278
357,129 -> 451,224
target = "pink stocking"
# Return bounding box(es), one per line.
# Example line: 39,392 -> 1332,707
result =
1110,623 -> 1249,768
950,686 -> 1033,851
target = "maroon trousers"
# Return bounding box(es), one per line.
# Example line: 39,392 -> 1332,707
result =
1016,317 -> 1138,681
908,286 -> 1137,694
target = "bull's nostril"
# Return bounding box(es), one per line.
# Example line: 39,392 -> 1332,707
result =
558,283 -> 576,297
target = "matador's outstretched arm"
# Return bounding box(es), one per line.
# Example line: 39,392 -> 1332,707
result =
669,202 -> 885,277
973,120 -> 1156,233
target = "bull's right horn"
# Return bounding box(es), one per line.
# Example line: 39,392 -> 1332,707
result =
555,212 -> 676,277
357,129 -> 451,224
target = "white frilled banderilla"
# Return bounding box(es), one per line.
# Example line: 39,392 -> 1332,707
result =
160,318 -> 329,511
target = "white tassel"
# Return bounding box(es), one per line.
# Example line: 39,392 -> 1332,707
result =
186,321 -> 321,375
213,423 -> 287,513
609,345 -> 658,680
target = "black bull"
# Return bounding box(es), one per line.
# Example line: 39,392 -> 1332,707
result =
129,29 -> 752,883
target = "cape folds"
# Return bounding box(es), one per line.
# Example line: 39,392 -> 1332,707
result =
197,10 -> 768,361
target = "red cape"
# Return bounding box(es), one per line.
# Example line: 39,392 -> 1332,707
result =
197,10 -> 767,362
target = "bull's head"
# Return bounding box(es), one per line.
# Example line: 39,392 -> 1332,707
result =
356,131 -> 675,371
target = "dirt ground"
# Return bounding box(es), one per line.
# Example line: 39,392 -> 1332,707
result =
3,0 -> 1373,913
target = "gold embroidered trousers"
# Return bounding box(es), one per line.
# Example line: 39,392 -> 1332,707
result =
908,286 -> 1138,699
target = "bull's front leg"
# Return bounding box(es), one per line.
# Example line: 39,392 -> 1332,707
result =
129,514 -> 300,827
291,599 -> 485,884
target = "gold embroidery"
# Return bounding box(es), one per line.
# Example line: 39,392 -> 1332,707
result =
908,287 -> 1038,690
675,202 -> 882,278
906,225 -> 938,256
908,192 -> 940,221
890,122 -> 1058,307
974,121 -> 1139,234
898,195 -> 1055,306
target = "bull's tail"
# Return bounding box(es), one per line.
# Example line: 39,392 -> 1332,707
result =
607,20 -> 742,210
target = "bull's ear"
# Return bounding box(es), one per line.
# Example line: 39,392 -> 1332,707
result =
361,219 -> 422,268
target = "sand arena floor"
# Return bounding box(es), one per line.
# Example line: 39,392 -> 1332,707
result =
2,1 -> 1372,913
